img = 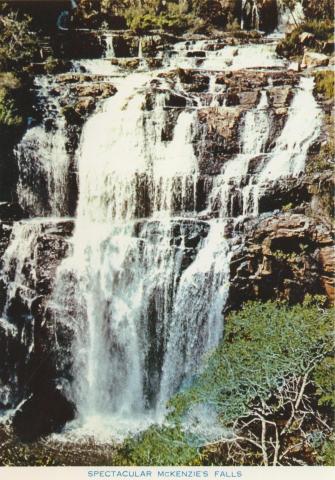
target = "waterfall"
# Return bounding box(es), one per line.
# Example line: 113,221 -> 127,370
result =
158,221 -> 231,406
1,28 -> 324,441
50,70 -> 217,437
209,91 -> 270,218
138,38 -> 143,59
170,42 -> 285,71
103,34 -> 115,59
16,77 -> 70,217
244,77 -> 322,216
277,0 -> 305,33
0,222 -> 42,343
241,0 -> 260,31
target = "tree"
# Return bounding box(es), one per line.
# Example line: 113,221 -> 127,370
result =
168,299 -> 334,465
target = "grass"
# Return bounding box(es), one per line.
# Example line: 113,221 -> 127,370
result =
314,71 -> 334,101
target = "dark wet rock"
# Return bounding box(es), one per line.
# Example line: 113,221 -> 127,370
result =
12,386 -> 75,441
0,203 -> 26,223
0,220 -> 74,415
241,0 -> 278,33
267,86 -> 293,107
51,31 -> 104,60
258,171 -> 334,222
180,70 -> 210,93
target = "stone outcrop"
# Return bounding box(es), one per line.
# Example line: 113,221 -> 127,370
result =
229,212 -> 334,308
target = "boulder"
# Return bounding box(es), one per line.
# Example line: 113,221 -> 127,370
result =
12,386 -> 75,441
301,52 -> 329,69
299,32 -> 315,47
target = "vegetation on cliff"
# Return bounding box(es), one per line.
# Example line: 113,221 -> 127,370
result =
118,299 -> 334,466
73,0 -> 240,33
276,0 -> 334,59
0,5 -> 38,128
0,5 -> 38,200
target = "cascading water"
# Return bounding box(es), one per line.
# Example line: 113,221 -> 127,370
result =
103,33 -> 116,59
277,0 -> 305,33
1,26 -> 324,441
244,76 -> 322,216
16,77 -> 70,217
209,90 -> 270,218
50,71 -> 213,437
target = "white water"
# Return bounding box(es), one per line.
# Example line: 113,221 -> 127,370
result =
103,33 -> 115,58
16,77 -> 70,216
50,70 -> 218,438
209,90 -> 270,218
170,41 -> 286,71
244,76 -> 322,215
277,0 -> 305,33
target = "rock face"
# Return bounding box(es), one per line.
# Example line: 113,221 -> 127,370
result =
229,211 -> 334,308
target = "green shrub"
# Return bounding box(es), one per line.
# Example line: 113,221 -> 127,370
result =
118,300 -> 334,466
117,426 -> 201,466
169,300 -> 334,424
304,0 -> 334,22
44,57 -> 68,75
0,73 -> 23,127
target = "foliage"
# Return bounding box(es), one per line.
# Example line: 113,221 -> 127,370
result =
313,356 -> 335,408
76,1 -> 237,32
165,300 -> 334,465
306,112 -> 334,175
304,0 -> 334,22
276,19 -> 334,58
115,300 -> 334,466
116,426 -> 201,466
0,6 -> 39,72
0,72 -> 23,127
316,436 -> 335,466
169,300 -> 333,422
314,71 -> 334,101
44,57 -> 69,75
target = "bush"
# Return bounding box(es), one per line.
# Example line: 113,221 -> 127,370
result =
276,19 -> 333,58
125,2 -> 192,34
169,300 -> 333,423
0,6 -> 39,72
304,0 -> 334,22
117,426 -> 201,466
44,57 -> 68,75
0,73 -> 23,127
